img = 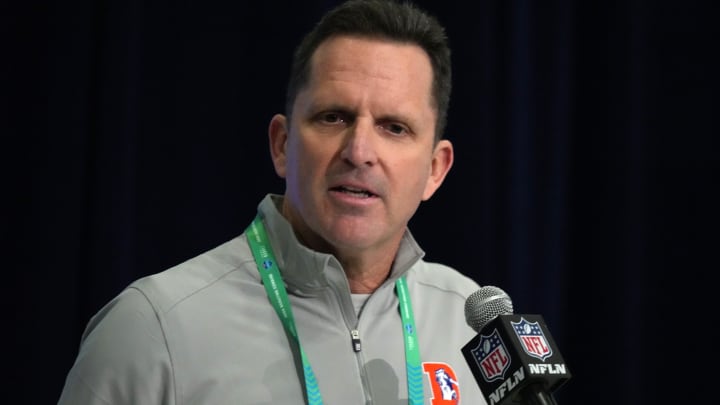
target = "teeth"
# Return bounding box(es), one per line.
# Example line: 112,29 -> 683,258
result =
344,186 -> 364,192
340,186 -> 371,197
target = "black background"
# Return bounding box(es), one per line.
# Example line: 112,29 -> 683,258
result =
5,1 -> 717,404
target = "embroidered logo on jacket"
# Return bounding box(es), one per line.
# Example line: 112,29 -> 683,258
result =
422,362 -> 460,404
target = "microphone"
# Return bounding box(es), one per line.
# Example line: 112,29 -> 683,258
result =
461,286 -> 571,405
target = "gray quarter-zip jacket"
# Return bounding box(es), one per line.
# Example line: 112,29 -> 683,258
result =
58,194 -> 487,405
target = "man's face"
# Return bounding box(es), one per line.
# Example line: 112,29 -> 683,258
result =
269,35 -> 453,256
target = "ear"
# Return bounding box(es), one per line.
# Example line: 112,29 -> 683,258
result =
422,139 -> 454,200
268,114 -> 289,178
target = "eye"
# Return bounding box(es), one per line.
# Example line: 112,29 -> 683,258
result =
318,112 -> 346,125
381,122 -> 410,137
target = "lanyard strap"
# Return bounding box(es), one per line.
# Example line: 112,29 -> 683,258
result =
245,216 -> 422,405
395,275 -> 423,405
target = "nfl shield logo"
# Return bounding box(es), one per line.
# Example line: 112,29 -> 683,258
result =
511,317 -> 553,361
470,328 -> 511,382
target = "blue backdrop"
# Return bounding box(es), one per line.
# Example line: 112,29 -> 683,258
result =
5,1 -> 717,403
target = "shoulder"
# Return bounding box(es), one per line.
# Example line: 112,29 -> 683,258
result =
61,286 -> 175,404
408,260 -> 480,302
77,235 -> 258,346
129,235 -> 257,314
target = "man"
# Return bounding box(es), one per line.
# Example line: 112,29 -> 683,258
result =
58,0 -> 486,403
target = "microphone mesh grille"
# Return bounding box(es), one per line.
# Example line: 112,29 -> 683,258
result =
464,286 -> 514,332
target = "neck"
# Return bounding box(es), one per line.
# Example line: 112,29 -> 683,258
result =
280,197 -> 399,294
341,254 -> 395,293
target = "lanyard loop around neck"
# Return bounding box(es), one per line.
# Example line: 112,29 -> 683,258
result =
245,215 -> 423,404
246,216 -> 322,404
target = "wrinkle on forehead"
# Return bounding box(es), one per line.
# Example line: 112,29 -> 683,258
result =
305,36 -> 435,122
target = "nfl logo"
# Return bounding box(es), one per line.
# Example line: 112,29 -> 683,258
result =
470,329 -> 511,382
511,317 -> 553,361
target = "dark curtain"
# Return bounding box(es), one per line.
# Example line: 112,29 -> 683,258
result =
5,1 -> 717,404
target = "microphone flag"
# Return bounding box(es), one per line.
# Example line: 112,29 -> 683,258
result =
461,314 -> 571,405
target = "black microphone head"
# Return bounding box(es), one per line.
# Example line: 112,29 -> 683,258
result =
464,286 -> 514,332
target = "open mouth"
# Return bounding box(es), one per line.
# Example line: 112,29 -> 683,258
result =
331,186 -> 376,198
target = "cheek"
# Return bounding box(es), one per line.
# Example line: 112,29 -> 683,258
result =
397,154 -> 432,187
287,136 -> 329,180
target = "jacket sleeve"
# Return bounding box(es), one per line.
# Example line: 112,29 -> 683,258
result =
57,287 -> 174,405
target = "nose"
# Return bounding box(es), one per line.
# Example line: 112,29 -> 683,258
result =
339,119 -> 378,167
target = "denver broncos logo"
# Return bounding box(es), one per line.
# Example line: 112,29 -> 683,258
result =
422,362 -> 460,404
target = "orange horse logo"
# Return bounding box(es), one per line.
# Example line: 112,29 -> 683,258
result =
422,362 -> 460,404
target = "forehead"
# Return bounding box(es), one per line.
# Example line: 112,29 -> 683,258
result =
303,35 -> 435,112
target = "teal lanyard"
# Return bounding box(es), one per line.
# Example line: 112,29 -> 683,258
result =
245,216 -> 423,405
